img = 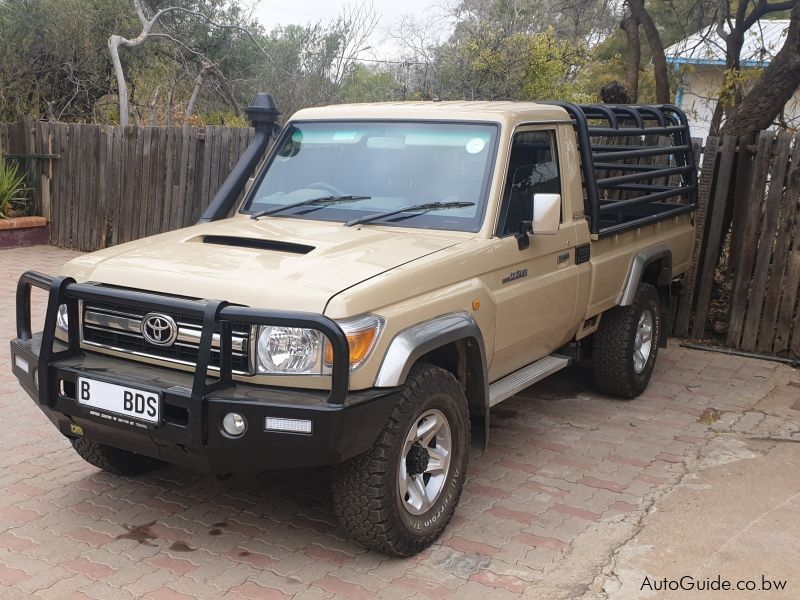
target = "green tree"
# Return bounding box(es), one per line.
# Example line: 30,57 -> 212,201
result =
339,63 -> 404,103
0,0 -> 136,121
435,25 -> 586,101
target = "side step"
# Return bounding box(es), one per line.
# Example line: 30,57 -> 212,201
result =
488,355 -> 571,407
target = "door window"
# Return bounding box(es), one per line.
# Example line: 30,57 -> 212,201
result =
497,130 -> 561,236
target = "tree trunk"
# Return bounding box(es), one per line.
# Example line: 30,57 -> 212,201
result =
166,85 -> 174,128
211,68 -> 242,118
718,34 -> 746,132
709,100 -> 725,136
109,35 -> 130,127
150,86 -> 160,126
627,0 -> 670,103
185,66 -> 210,120
621,15 -> 640,102
723,3 -> 800,135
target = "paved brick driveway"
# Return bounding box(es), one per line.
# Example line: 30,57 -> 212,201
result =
0,246 -> 797,599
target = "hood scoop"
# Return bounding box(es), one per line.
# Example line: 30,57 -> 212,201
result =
201,235 -> 314,255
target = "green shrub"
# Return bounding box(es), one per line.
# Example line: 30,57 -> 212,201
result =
0,162 -> 30,218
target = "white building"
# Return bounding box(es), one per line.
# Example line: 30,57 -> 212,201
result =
665,19 -> 799,139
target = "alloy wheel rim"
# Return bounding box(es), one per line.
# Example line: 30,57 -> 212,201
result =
633,309 -> 654,374
398,409 -> 452,516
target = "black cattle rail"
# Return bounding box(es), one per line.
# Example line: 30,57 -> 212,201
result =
15,271 -> 351,411
546,102 -> 698,237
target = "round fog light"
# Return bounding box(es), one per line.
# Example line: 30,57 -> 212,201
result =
222,412 -> 247,437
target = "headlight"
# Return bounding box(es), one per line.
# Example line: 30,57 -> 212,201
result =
256,327 -> 323,374
56,304 -> 69,331
255,314 -> 383,375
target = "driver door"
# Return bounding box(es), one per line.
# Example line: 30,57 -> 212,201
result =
487,127 -> 580,380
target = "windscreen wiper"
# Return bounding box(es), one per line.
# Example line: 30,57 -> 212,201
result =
344,201 -> 475,227
250,195 -> 371,220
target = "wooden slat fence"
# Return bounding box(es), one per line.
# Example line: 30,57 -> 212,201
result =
0,123 -> 9,158
675,131 -> 800,358
3,118 -> 254,251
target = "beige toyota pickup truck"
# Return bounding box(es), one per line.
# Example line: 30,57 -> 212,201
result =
11,96 -> 696,556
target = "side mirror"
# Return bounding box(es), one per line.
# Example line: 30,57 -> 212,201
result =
515,192 -> 561,250
532,193 -> 560,235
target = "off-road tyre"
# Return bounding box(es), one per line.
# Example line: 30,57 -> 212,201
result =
332,364 -> 470,557
71,438 -> 163,476
592,283 -> 661,399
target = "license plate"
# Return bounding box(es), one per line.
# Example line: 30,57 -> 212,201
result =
77,377 -> 161,424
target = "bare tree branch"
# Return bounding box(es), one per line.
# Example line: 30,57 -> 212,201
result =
109,0 -> 277,126
185,61 -> 212,120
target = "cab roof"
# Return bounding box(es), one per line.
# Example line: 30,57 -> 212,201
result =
290,101 -> 571,125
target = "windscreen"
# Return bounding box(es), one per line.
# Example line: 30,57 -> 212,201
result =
242,121 -> 498,232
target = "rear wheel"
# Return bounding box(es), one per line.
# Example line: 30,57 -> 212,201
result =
332,364 -> 470,556
592,283 -> 661,398
71,438 -> 163,476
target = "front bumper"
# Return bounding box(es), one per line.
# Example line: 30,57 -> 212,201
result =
11,272 -> 398,473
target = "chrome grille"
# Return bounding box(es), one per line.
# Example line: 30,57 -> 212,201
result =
81,302 -> 253,374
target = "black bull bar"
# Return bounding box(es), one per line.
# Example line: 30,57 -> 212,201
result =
16,271 -> 351,443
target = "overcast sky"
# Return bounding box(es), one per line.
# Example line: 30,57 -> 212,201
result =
251,0 -> 454,59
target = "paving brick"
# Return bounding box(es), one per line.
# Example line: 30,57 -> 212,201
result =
305,542 -> 354,565
313,575 -> 373,600
144,587 -> 198,600
610,500 -> 639,513
148,553 -> 200,576
0,552 -> 57,577
578,476 -> 627,493
548,503 -> 601,521
280,558 -> 338,584
63,557 -> 115,580
226,547 -> 277,570
81,581 -> 136,600
66,526 -> 116,548
513,532 -> 568,551
0,505 -> 40,523
33,574 -> 94,600
440,536 -> 500,558
122,570 -> 176,598
0,564 -> 31,585
389,574 -> 449,599
463,482 -> 509,500
204,563 -> 260,592
226,581 -> 290,599
247,568 -> 311,595
332,565 -> 404,593
470,568 -> 528,593
17,566 -> 73,594
184,556 -> 239,584
405,563 -> 469,590
6,482 -> 47,497
0,531 -> 36,552
485,505 -> 536,524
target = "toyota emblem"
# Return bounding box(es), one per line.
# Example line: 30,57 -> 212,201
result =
141,313 -> 178,347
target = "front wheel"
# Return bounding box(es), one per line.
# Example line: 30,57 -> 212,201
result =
592,283 -> 662,398
332,364 -> 470,556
